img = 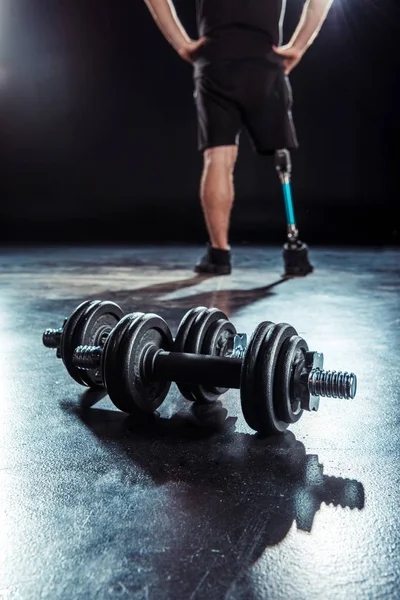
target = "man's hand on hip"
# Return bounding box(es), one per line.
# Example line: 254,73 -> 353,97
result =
273,45 -> 304,75
178,37 -> 207,64
274,0 -> 335,73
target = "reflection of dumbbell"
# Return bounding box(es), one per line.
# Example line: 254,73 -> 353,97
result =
43,302 -> 246,390
73,311 -> 357,435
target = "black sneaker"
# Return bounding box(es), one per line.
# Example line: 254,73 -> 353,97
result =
194,244 -> 232,275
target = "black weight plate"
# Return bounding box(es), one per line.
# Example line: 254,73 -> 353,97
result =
180,308 -> 235,403
257,323 -> 296,434
104,313 -> 173,415
72,301 -> 125,388
241,322 -> 294,434
194,310 -> 237,400
174,307 -> 207,353
174,307 -> 209,401
274,334 -> 306,424
240,321 -> 275,431
61,300 -> 100,386
102,313 -> 144,413
202,316 -> 237,357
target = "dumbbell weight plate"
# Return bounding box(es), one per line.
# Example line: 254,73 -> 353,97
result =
241,322 -> 295,434
61,300 -> 124,388
60,300 -> 96,386
174,307 -> 206,353
240,321 -> 275,431
202,313 -> 238,356
76,300 -> 126,388
275,335 -> 307,424
175,307 -> 237,403
103,313 -> 173,415
173,307 -> 210,401
101,313 -> 143,412
189,308 -> 237,401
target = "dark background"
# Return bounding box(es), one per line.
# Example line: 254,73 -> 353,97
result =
0,0 -> 398,245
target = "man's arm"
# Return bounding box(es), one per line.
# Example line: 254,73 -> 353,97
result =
274,0 -> 335,74
143,0 -> 205,63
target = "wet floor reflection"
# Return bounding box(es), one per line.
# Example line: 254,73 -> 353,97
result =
71,397 -> 364,551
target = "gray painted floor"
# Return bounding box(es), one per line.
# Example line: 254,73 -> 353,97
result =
0,245 -> 399,600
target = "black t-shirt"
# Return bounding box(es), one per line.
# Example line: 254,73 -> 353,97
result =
195,0 -> 285,69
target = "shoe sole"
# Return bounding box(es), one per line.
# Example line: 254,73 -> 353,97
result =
194,265 -> 231,276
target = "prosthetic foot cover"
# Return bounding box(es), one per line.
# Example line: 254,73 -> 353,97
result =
195,244 -> 231,275
283,240 -> 314,277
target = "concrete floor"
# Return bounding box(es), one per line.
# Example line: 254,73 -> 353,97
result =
0,244 -> 399,600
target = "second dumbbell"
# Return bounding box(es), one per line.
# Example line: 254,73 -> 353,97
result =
73,312 -> 357,434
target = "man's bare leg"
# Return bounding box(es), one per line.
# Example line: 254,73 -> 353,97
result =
200,145 -> 238,250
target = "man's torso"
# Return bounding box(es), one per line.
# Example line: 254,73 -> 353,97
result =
195,0 -> 285,69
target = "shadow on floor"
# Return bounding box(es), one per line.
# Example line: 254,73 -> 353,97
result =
64,393 -> 365,569
55,274 -> 292,320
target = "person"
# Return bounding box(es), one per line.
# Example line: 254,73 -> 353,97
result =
144,0 -> 334,275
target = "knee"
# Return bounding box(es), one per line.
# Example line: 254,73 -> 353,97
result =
203,145 -> 238,174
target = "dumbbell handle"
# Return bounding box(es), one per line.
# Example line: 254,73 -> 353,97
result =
73,345 -> 242,388
74,345 -> 357,403
150,351 -> 242,389
44,322 -> 246,359
43,327 -> 63,348
43,326 -> 111,351
150,350 -> 356,401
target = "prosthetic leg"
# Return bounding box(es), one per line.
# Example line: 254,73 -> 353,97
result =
275,149 -> 314,277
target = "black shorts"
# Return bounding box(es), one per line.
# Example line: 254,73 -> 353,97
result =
193,59 -> 299,155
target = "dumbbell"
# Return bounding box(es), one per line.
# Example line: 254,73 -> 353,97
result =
72,311 -> 357,435
43,301 -> 246,390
